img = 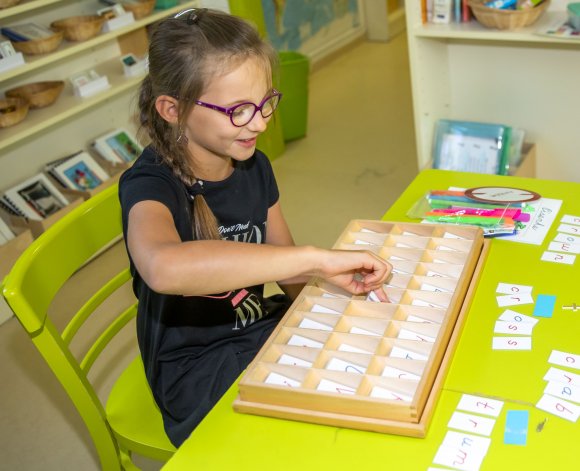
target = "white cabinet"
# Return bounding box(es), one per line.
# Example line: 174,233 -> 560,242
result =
0,0 -> 200,191
405,0 -> 580,181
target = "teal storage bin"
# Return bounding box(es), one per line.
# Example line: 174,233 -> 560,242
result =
278,51 -> 310,141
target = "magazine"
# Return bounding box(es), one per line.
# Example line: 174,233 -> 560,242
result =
93,128 -> 142,163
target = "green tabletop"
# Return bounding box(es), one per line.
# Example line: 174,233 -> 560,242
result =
163,170 -> 580,470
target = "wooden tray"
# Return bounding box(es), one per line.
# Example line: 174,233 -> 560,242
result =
234,220 -> 488,437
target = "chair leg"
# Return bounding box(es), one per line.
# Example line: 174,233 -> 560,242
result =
119,446 -> 141,471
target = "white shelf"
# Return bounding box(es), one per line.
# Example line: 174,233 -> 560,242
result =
412,11 -> 580,45
0,57 -> 144,152
405,1 -> 580,182
0,2 -> 197,82
0,0 -> 66,21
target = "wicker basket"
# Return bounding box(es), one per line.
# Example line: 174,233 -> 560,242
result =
122,0 -> 156,19
0,0 -> 21,8
468,0 -> 550,29
50,15 -> 105,42
5,81 -> 65,109
12,31 -> 64,55
0,97 -> 29,128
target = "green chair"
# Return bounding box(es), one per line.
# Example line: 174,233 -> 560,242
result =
2,184 -> 175,470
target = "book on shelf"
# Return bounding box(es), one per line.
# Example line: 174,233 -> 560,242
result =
1,173 -> 70,221
92,128 -> 142,164
45,151 -> 110,191
0,23 -> 54,42
432,119 -> 512,175
0,215 -> 15,245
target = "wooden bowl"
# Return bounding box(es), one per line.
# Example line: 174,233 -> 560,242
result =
50,15 -> 105,42
12,31 -> 64,55
0,0 -> 21,8
5,81 -> 65,109
122,0 -> 156,19
468,0 -> 550,29
0,97 -> 29,128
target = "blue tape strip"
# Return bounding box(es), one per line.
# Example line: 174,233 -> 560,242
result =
504,410 -> 529,445
533,294 -> 556,318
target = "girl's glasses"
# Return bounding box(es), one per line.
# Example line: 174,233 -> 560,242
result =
194,89 -> 283,127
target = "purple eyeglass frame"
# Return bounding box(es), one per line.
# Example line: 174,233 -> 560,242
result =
194,89 -> 283,127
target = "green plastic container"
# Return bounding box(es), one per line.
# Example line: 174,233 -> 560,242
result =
257,112 -> 285,160
155,0 -> 178,9
278,51 -> 310,141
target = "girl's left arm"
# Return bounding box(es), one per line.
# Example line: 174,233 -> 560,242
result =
265,201 -> 308,299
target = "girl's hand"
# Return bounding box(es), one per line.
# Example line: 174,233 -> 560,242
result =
316,249 -> 392,301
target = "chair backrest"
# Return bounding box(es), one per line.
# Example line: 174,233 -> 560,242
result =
2,184 -> 136,471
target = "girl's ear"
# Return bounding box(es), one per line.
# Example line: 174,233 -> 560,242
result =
155,95 -> 180,124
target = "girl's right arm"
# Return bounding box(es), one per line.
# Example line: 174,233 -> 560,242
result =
127,200 -> 392,298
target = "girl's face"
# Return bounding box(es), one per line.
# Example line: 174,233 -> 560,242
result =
183,56 -> 272,179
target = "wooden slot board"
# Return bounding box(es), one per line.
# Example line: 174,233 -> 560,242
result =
234,220 -> 488,437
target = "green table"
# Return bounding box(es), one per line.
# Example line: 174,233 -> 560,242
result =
163,170 -> 580,470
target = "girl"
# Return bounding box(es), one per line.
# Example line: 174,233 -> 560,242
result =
119,8 -> 392,447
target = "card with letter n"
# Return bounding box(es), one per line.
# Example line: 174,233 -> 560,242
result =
234,220 -> 488,437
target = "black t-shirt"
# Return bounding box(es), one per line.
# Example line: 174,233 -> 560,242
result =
119,146 -> 285,445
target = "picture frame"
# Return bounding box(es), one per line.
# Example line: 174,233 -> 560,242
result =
93,128 -> 142,163
52,151 -> 110,191
2,173 -> 69,221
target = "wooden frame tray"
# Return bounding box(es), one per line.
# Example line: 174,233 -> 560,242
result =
234,220 -> 488,437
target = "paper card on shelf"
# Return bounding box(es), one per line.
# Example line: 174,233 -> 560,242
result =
354,239 -> 371,245
557,224 -> 580,235
265,372 -> 301,388
382,365 -> 421,381
390,346 -> 428,361
543,367 -> 580,387
492,336 -> 532,350
548,350 -> 580,370
536,394 -> 580,422
504,410 -> 528,445
457,394 -> 504,418
498,309 -> 539,325
541,251 -> 576,265
370,386 -> 412,402
299,318 -> 333,331
548,241 -> 580,254
561,215 -> 580,225
495,283 -> 532,295
316,379 -> 356,395
311,303 -> 341,314
555,233 -> 580,244
544,380 -> 580,404
277,354 -> 313,368
366,291 -> 381,302
287,334 -> 324,349
494,320 -> 535,335
325,357 -> 366,374
448,411 -> 496,436
496,293 -> 534,307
